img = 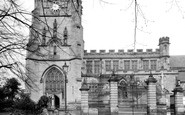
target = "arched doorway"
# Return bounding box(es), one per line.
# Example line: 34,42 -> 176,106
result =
54,95 -> 60,108
44,67 -> 64,108
118,79 -> 128,105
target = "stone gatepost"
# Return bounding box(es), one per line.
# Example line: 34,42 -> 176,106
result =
108,76 -> 119,115
145,72 -> 157,115
80,82 -> 89,115
173,80 -> 184,115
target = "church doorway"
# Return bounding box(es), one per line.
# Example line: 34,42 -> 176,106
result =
54,95 -> 60,108
44,67 -> 65,109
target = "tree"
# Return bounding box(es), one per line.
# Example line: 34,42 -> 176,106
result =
0,0 -> 50,89
0,0 -> 82,88
3,78 -> 21,101
13,93 -> 36,114
0,0 -> 32,85
0,77 -> 38,114
0,78 -> 21,111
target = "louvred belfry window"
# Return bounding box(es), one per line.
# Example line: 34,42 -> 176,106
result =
45,67 -> 64,94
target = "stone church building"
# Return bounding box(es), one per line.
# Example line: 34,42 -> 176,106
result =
26,0 -> 185,114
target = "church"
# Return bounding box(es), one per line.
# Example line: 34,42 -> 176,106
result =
26,0 -> 185,114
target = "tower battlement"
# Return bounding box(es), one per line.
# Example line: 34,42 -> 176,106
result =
84,48 -> 160,55
159,36 -> 170,45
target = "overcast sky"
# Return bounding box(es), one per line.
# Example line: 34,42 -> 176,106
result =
23,0 -> 185,55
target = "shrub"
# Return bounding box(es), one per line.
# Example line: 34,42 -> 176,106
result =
13,93 -> 36,114
37,95 -> 49,109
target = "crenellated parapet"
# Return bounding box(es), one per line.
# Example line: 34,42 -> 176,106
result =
84,48 -> 160,55
159,36 -> 170,45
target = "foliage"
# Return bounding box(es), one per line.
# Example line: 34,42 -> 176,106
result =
0,0 -> 30,80
3,78 -> 21,101
37,95 -> 49,108
13,93 -> 36,114
0,77 -> 51,114
12,94 -> 50,115
0,78 -> 21,111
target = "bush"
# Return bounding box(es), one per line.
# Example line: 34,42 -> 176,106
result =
13,93 -> 36,114
37,95 -> 49,109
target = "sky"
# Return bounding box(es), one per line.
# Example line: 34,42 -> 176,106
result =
22,0 -> 185,55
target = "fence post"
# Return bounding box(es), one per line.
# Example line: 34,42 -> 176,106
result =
173,80 -> 184,115
108,76 -> 119,115
80,82 -> 89,115
145,72 -> 157,115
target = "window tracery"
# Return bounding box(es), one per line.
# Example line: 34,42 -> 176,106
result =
45,67 -> 64,94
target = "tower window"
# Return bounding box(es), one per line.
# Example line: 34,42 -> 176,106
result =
63,27 -> 68,45
164,44 -> 167,50
42,27 -> 46,45
54,46 -> 57,55
53,19 -> 57,38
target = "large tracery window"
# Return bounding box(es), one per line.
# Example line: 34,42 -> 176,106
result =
45,67 -> 64,94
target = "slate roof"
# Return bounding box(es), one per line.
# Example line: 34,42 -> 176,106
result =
170,55 -> 185,68
170,55 -> 185,81
178,72 -> 185,82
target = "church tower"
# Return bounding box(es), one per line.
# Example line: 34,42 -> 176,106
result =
26,0 -> 83,109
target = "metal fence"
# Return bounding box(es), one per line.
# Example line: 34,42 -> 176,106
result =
87,83 -> 111,115
118,81 -> 148,115
86,79 -> 172,115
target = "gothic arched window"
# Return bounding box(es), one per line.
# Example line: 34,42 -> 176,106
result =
45,67 -> 64,94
